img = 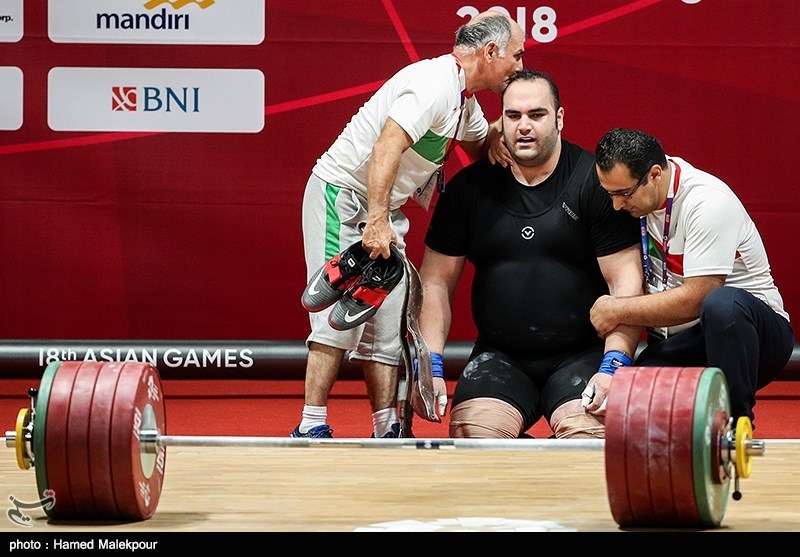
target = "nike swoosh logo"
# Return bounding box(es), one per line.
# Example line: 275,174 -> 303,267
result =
307,272 -> 324,296
343,307 -> 373,323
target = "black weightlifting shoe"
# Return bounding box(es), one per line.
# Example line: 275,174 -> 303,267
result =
328,244 -> 405,331
301,241 -> 373,313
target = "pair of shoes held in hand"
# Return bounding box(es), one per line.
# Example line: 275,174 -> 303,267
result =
301,241 -> 405,330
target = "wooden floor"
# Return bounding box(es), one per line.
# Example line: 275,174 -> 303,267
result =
2,441 -> 799,533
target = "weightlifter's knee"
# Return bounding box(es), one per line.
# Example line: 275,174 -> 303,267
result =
449,397 -> 523,439
549,399 -> 605,439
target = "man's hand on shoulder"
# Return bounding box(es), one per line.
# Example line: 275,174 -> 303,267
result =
485,118 -> 513,167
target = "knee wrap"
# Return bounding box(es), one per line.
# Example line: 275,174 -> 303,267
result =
552,411 -> 605,439
449,398 -> 523,439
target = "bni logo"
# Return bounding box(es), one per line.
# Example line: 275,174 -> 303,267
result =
111,86 -> 200,113
112,87 -> 137,111
50,67 -> 262,132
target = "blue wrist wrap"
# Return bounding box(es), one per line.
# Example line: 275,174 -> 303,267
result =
413,352 -> 444,381
598,350 -> 632,376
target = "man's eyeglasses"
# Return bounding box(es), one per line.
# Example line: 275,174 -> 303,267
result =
606,163 -> 653,199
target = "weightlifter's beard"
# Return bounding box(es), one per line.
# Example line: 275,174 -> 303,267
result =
505,127 -> 560,168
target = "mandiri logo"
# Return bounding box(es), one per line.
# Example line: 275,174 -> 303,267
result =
48,0 -> 263,45
143,0 -> 215,9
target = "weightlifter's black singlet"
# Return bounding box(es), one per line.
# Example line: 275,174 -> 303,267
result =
425,140 -> 639,359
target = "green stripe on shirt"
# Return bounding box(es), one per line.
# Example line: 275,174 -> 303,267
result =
410,129 -> 449,163
324,183 -> 342,260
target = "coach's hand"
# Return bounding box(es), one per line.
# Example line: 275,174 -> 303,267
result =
487,127 -> 513,168
362,218 -> 397,260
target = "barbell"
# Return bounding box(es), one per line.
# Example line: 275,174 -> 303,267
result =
6,360 -> 768,528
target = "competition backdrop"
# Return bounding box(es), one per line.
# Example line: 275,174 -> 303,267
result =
1,1 -> 799,362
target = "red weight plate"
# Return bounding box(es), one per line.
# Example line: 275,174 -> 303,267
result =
669,368 -> 704,524
110,362 -> 166,520
89,361 -> 126,518
44,361 -> 80,518
645,368 -> 682,525
604,365 -> 637,526
66,361 -> 103,518
623,367 -> 658,525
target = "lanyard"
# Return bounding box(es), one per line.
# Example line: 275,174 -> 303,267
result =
437,56 -> 468,192
441,90 -> 466,166
641,159 -> 680,291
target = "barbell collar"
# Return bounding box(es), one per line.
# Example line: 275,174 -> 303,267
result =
5,430 -> 32,447
745,439 -> 765,456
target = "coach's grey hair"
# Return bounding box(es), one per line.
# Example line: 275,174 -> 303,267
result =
453,14 -> 513,56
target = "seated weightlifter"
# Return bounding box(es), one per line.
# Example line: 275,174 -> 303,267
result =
411,69 -> 643,438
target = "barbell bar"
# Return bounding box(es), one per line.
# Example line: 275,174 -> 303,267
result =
3,360 -> 777,528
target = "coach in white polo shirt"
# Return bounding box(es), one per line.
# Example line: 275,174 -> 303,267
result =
293,11 -> 525,439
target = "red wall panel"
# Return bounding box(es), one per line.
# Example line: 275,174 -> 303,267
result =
1,0 -> 798,342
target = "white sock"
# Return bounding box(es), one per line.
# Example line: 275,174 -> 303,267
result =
299,405 -> 327,433
372,407 -> 398,437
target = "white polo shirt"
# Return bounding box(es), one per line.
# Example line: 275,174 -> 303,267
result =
313,54 -> 489,211
645,156 -> 789,335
